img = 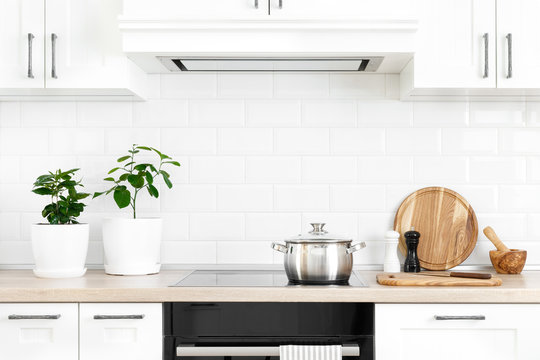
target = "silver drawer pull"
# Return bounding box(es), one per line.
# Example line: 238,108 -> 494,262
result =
482,33 -> 489,78
51,33 -> 58,79
8,314 -> 61,320
27,33 -> 35,78
254,0 -> 258,9
177,345 -> 360,357
434,315 -> 485,321
506,33 -> 513,79
93,314 -> 145,320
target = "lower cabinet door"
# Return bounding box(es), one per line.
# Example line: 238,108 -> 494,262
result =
376,304 -> 540,360
0,303 -> 78,360
80,303 -> 162,360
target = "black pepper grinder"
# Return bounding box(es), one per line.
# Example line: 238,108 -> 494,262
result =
403,227 -> 421,273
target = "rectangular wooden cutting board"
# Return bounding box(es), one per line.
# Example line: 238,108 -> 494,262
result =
377,273 -> 502,286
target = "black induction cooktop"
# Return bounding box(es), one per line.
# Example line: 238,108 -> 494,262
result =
170,270 -> 368,287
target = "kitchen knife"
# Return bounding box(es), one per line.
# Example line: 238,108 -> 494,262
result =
416,272 -> 492,279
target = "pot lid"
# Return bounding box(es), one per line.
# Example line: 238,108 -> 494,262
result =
286,223 -> 352,244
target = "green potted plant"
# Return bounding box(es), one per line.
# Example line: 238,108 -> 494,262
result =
94,144 -> 180,275
31,169 -> 90,278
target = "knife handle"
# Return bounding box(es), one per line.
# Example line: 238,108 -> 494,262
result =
450,272 -> 492,279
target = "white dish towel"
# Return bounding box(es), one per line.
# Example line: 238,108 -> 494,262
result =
279,345 -> 342,360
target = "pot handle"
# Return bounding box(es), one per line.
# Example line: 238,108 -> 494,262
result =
271,242 -> 288,254
346,242 -> 366,254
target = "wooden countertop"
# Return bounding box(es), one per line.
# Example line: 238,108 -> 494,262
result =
0,270 -> 538,303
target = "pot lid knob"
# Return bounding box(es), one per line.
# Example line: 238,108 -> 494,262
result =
309,223 -> 328,234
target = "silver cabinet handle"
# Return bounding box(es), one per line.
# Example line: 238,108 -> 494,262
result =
506,33 -> 513,79
278,0 -> 283,8
51,33 -> 57,79
93,314 -> 145,320
434,315 -> 485,321
27,33 -> 34,78
177,345 -> 360,357
8,314 -> 61,320
254,0 -> 258,8
482,33 -> 489,78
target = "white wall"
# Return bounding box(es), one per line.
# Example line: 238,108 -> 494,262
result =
0,73 -> 539,267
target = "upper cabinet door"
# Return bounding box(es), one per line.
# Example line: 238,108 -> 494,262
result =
267,0 -> 416,19
123,0 -> 269,20
44,0 -> 133,89
496,0 -> 540,88
0,0 -> 44,88
413,0 -> 496,89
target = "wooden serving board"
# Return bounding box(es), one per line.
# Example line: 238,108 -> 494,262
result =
394,187 -> 478,270
377,273 -> 502,286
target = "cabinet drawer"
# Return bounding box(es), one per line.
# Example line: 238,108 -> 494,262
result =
0,303 -> 78,360
376,304 -> 540,360
80,303 -> 162,360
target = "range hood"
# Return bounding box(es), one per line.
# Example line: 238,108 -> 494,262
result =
119,19 -> 418,73
158,57 -> 384,72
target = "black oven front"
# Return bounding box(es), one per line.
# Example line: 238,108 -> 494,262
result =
163,303 -> 374,360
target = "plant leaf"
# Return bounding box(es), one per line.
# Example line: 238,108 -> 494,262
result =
32,187 -> 53,196
108,167 -> 121,174
117,155 -> 131,163
127,174 -> 145,188
145,172 -> 153,185
93,191 -> 104,198
113,188 -> 131,208
164,160 -> 181,167
159,170 -> 170,178
162,173 -> 173,189
119,173 -> 129,181
136,146 -> 152,151
103,177 -> 115,182
147,184 -> 159,198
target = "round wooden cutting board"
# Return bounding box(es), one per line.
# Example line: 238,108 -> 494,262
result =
394,187 -> 478,271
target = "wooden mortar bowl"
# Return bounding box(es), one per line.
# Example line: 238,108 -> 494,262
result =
489,249 -> 527,274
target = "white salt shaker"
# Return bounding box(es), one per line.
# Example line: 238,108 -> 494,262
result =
384,230 -> 401,273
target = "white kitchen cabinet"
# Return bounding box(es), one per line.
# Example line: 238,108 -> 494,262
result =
496,0 -> 540,89
0,303 -> 78,360
376,304 -> 540,360
79,303 -> 162,360
0,0 -> 147,100
0,0 -> 45,89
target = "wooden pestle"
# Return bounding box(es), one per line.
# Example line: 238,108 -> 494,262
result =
483,226 -> 510,251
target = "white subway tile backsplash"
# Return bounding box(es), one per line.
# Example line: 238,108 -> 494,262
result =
413,102 -> 468,127
302,100 -> 356,127
190,156 -> 245,184
330,185 -> 385,212
245,213 -> 301,240
0,128 -> 48,155
500,129 -> 540,155
190,213 -> 244,241
218,73 -> 273,98
245,156 -> 301,184
133,100 -> 188,127
161,185 -> 216,212
21,102 -> 76,127
161,128 -> 216,155
330,74 -> 385,98
470,102 -> 525,127
386,128 -> 441,155
274,73 -> 329,98
189,100 -> 244,127
414,157 -> 468,184
275,128 -> 329,155
274,185 -> 330,212
218,128 -> 273,155
442,128 -> 498,155
302,156 -> 357,184
358,101 -> 413,127
77,102 -> 132,127
2,73 -> 540,267
470,157 -> 526,184
0,102 -> 20,127
358,157 -> 412,184
161,73 -> 217,98
246,100 -> 301,127
217,185 -> 273,211
330,128 -> 385,155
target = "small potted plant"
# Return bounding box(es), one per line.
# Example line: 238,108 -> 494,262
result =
31,169 -> 90,278
94,144 -> 180,275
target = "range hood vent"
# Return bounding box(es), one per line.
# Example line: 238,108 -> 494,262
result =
158,57 -> 384,72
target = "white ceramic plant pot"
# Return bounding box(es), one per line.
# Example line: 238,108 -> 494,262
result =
102,218 -> 163,275
31,223 -> 89,278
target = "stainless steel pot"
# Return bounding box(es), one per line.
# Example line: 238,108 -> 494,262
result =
271,223 -> 366,284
